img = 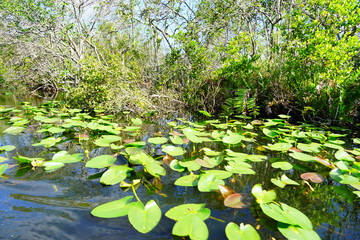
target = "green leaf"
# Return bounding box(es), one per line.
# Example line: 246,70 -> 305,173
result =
225,161 -> 255,175
172,214 -> 209,240
170,135 -> 184,145
0,145 -> 16,152
183,128 -> 203,143
165,203 -> 210,221
289,152 -> 315,162
174,174 -> 200,186
147,137 -> 168,144
100,165 -> 131,185
263,128 -> 279,138
131,118 -> 143,126
91,196 -> 134,218
179,160 -> 201,171
251,184 -> 276,204
199,110 -> 212,117
3,126 -> 25,135
278,223 -> 320,240
201,170 -> 232,179
222,132 -> 244,144
260,203 -> 313,230
52,152 -> 83,163
271,161 -> 293,170
169,159 -> 187,172
43,161 -> 65,171
162,145 -> 185,156
264,143 -> 292,152
297,143 -> 321,153
32,137 -> 62,148
145,161 -> 166,177
85,155 -> 116,168
0,164 -> 9,175
329,168 -> 359,184
94,135 -> 122,147
198,174 -> 225,192
335,150 -> 355,162
128,200 -> 162,234
225,222 -> 261,240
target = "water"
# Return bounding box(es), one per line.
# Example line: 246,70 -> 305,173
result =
0,95 -> 359,240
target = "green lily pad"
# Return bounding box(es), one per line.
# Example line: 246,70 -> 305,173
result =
335,150 -> 355,162
198,174 -> 225,192
264,143 -> 292,152
260,202 -> 313,230
0,145 -> 16,152
289,152 -> 315,162
91,196 -> 134,218
100,165 -> 131,185
226,223 -> 260,240
86,155 -> 116,168
32,137 -> 62,148
165,203 -> 210,221
0,164 -> 9,175
147,137 -> 168,145
43,161 -> 65,171
162,145 -> 185,156
278,223 -> 320,240
251,184 -> 276,204
174,174 -> 200,186
128,200 -> 162,234
271,161 -> 293,170
222,132 -> 244,144
170,135 -> 184,145
95,135 -> 122,147
3,126 -> 25,135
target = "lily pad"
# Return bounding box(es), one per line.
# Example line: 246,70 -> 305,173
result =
300,172 -> 324,183
162,145 -> 185,156
128,200 -> 162,234
91,196 -> 134,218
271,161 -> 293,171
148,137 -> 168,145
226,223 -> 261,240
224,193 -> 252,209
86,155 -> 116,168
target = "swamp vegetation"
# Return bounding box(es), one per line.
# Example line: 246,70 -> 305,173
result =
0,0 -> 359,122
0,100 -> 359,239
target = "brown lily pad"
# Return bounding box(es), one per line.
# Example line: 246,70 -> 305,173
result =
300,172 -> 324,183
218,184 -> 236,198
314,156 -> 333,168
289,147 -> 303,152
224,193 -> 252,209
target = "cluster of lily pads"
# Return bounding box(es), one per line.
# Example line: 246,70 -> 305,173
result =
0,102 -> 359,239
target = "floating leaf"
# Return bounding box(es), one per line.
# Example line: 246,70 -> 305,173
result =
289,152 -> 315,162
300,173 -> 324,183
86,155 -> 116,168
218,185 -> 236,198
225,161 -> 255,175
297,143 -> 321,153
169,159 -> 186,172
131,118 -> 143,126
179,160 -> 201,171
162,145 -> 185,156
94,135 -> 122,147
183,128 -> 203,143
145,161 -> 166,177
0,145 -> 16,152
222,132 -> 244,144
353,138 -> 360,144
260,203 -> 313,230
169,135 -> 184,145
251,184 -> 276,204
148,137 -> 168,145
329,168 -> 359,184
43,161 -> 65,171
165,203 -> 210,221
225,223 -> 261,240
335,150 -> 355,162
3,126 -> 25,135
100,165 -> 131,185
263,128 -> 279,138
278,223 -> 320,240
172,214 -> 208,240
32,137 -> 62,148
198,174 -> 225,192
224,193 -> 252,209
175,174 -> 199,186
271,161 -> 293,171
128,200 -> 162,234
0,164 -> 9,175
264,143 -> 292,152
91,196 -> 133,218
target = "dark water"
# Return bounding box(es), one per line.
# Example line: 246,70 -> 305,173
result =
0,95 -> 359,240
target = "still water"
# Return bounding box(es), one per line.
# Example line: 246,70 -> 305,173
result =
0,95 -> 359,240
